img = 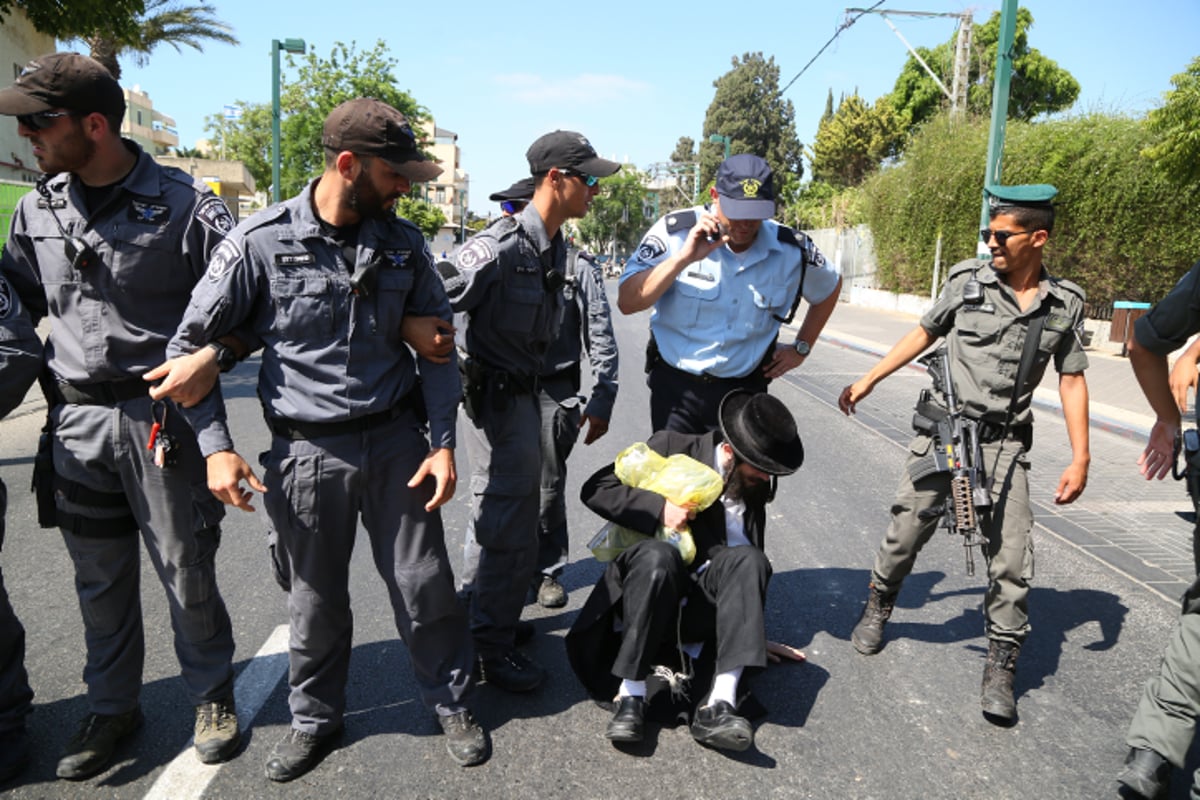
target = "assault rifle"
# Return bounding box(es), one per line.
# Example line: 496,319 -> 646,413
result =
911,347 -> 991,575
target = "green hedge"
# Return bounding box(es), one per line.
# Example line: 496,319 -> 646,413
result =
858,113 -> 1200,305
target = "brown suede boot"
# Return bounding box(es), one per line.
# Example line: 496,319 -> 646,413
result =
981,640 -> 1020,721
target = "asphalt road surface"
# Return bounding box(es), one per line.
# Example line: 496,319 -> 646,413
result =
0,285 -> 1194,799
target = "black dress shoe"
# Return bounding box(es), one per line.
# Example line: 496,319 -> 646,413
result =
690,701 -> 753,752
605,696 -> 645,743
264,726 -> 342,783
1117,747 -> 1170,798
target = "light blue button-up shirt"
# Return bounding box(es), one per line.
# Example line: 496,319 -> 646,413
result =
621,206 -> 840,378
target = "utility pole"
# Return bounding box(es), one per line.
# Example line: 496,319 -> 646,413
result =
846,8 -> 973,116
978,0 -> 1019,258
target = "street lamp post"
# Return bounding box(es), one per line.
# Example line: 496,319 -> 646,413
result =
708,133 -> 731,160
271,37 -> 306,204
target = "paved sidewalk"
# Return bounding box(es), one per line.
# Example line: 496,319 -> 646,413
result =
812,301 -> 1156,441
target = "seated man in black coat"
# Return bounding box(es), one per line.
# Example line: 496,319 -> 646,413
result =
565,389 -> 805,751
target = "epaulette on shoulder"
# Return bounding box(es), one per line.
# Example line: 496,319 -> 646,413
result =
489,214 -> 522,240
947,259 -> 983,278
776,225 -> 806,248
241,203 -> 288,233
160,164 -> 209,194
664,209 -> 697,235
1047,273 -> 1085,301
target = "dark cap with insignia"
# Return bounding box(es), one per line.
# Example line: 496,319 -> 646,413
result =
985,183 -> 1058,211
323,98 -> 443,183
488,177 -> 535,203
715,154 -> 776,221
526,131 -> 621,177
0,52 -> 124,117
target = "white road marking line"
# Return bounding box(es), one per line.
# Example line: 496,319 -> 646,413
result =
143,624 -> 290,800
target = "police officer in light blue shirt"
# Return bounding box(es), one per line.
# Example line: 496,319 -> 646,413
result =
163,98 -> 489,780
619,154 -> 842,434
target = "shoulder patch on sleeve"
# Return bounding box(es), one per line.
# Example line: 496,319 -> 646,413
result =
0,277 -> 12,320
195,195 -> 235,235
436,259 -> 466,297
205,238 -> 242,283
456,237 -> 496,272
664,210 -> 696,235
635,234 -> 667,263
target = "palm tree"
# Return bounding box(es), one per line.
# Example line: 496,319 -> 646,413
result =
82,1 -> 238,80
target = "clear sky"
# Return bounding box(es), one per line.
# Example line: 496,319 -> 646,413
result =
108,0 -> 1198,215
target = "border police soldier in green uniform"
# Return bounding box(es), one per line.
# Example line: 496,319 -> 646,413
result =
0,53 -> 241,778
839,185 -> 1091,723
439,132 -> 618,692
1119,258 -> 1200,798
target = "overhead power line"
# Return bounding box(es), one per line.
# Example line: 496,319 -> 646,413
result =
778,0 -> 888,97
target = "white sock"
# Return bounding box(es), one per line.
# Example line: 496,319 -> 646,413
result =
707,667 -> 743,707
619,679 -> 646,699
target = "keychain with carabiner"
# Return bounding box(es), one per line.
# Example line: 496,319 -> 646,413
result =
147,400 -> 178,468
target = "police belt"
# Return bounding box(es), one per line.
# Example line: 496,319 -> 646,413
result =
655,359 -> 758,386
268,393 -> 418,441
57,378 -> 150,406
975,419 -> 1032,445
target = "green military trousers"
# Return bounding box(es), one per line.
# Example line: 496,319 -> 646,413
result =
871,434 -> 1035,644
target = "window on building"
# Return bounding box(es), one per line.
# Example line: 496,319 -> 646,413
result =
137,110 -> 143,126
435,188 -> 446,204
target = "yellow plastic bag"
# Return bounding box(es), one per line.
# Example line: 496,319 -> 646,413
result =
588,443 -> 724,565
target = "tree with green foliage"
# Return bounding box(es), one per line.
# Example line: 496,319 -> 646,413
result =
811,93 -> 905,188
889,8 -> 1078,129
394,196 -> 446,240
172,145 -> 205,158
0,0 -> 144,44
670,136 -> 696,164
700,53 -> 804,189
70,0 -> 238,80
203,102 -> 272,191
575,167 -> 651,257
1142,56 -> 1200,188
277,40 -> 428,199
860,111 -> 1200,305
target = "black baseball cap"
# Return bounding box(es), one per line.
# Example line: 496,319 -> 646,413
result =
0,52 -> 125,117
322,98 -> 443,182
526,131 -> 620,177
715,154 -> 777,220
489,177 -> 535,203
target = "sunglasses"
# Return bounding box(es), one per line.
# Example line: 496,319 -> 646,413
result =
558,168 -> 599,187
16,110 -> 73,131
500,200 -> 528,215
980,228 -> 1034,247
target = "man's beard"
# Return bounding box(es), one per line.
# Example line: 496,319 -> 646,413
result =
724,465 -> 770,505
347,169 -> 395,221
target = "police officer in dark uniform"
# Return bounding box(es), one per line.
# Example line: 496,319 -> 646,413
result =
619,154 -> 841,434
458,177 -> 619,610
440,132 -> 619,691
0,53 -> 241,779
1118,258 -> 1200,798
840,185 -> 1091,724
0,273 -> 43,783
161,98 -> 490,780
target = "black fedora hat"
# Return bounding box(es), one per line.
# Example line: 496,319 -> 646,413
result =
718,390 -> 803,476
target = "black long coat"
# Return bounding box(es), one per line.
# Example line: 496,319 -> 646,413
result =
565,429 -> 769,704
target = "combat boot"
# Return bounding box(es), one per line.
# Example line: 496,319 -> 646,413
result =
194,695 -> 241,764
981,640 -> 1020,721
850,583 -> 896,655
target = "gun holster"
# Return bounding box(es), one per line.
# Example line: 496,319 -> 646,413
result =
32,423 -> 57,528
458,351 -> 486,427
644,335 -> 662,374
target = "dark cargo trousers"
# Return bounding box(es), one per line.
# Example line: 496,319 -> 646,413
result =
54,399 -> 235,714
871,434 -> 1034,645
459,390 -> 541,656
0,480 -> 33,736
261,411 -> 474,736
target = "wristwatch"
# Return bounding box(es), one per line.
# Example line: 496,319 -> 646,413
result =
206,341 -> 239,373
792,339 -> 811,357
